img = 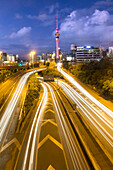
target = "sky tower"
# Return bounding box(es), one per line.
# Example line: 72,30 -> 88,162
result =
55,14 -> 60,59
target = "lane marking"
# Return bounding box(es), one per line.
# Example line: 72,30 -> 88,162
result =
38,135 -> 63,150
45,109 -> 55,114
0,138 -> 20,152
47,165 -> 55,170
41,119 -> 57,127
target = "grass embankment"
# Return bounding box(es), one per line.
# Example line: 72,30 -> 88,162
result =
0,70 -> 14,83
17,76 -> 41,132
63,58 -> 113,101
42,67 -> 64,79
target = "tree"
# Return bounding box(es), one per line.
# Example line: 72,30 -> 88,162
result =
109,81 -> 113,95
107,69 -> 112,77
46,62 -> 50,67
63,61 -> 69,70
103,80 -> 110,94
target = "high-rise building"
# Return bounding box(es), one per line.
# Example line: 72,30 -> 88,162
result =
76,46 -> 103,62
71,44 -> 77,52
108,47 -> 113,58
0,52 -> 19,65
55,14 -> 60,59
70,44 -> 77,61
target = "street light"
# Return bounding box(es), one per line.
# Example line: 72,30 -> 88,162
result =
0,51 -> 3,60
30,51 -> 36,69
0,51 -> 3,66
29,51 -> 36,87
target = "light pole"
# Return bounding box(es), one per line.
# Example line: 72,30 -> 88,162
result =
30,51 -> 36,86
30,51 -> 36,69
0,51 -> 3,66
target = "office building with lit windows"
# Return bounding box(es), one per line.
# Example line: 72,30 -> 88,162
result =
76,46 -> 103,62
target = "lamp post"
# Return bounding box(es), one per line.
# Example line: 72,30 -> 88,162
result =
0,51 -> 3,65
30,51 -> 36,69
30,51 -> 36,86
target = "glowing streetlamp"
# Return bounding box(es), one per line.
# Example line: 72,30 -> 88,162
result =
0,51 -> 3,60
29,51 -> 36,86
30,51 -> 36,69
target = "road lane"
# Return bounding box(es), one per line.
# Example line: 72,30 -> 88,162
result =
46,82 -> 89,170
0,68 -> 45,148
36,83 -> 68,170
22,83 -> 48,170
17,81 -> 89,170
20,83 -> 68,170
56,79 -> 113,163
57,64 -> 113,119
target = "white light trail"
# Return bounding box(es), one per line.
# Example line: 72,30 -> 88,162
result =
0,69 -> 45,143
45,83 -> 87,170
57,80 -> 113,147
57,65 -> 113,119
22,83 -> 48,170
58,80 -> 112,129
28,83 -> 48,170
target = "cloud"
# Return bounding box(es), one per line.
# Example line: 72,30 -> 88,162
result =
26,15 -> 38,19
93,0 -> 113,12
9,27 -> 31,39
47,3 -> 59,14
95,0 -> 113,6
59,9 -> 113,47
37,13 -> 48,21
26,3 -> 71,27
15,14 -> 23,19
85,10 -> 110,25
26,3 -> 59,26
60,8 -> 72,15
26,13 -> 55,26
26,13 -> 48,21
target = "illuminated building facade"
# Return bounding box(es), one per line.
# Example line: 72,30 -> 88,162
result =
0,52 -> 19,65
108,47 -> 113,58
76,46 -> 103,62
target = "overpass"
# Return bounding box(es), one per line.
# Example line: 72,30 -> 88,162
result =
0,65 -> 29,72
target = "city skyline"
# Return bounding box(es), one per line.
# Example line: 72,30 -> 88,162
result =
0,0 -> 113,57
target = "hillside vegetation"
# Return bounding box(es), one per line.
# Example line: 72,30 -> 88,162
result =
63,58 -> 113,99
42,67 -> 64,78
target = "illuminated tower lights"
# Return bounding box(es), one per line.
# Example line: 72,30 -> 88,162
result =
55,14 -> 60,59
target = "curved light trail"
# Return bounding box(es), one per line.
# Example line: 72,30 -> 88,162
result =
57,80 -> 113,148
0,69 -> 45,143
22,82 -> 88,170
45,82 -> 88,170
27,83 -> 48,170
57,64 -> 113,119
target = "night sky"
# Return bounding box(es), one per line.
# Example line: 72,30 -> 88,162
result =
0,0 -> 113,58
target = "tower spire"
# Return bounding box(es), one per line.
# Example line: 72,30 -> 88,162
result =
55,13 -> 60,59
56,13 -> 58,30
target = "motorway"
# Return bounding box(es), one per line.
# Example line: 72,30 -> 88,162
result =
0,71 -> 27,117
57,65 -> 113,163
0,68 -> 46,170
0,68 -> 90,170
15,82 -> 90,170
0,69 -> 45,146
0,64 -> 113,169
